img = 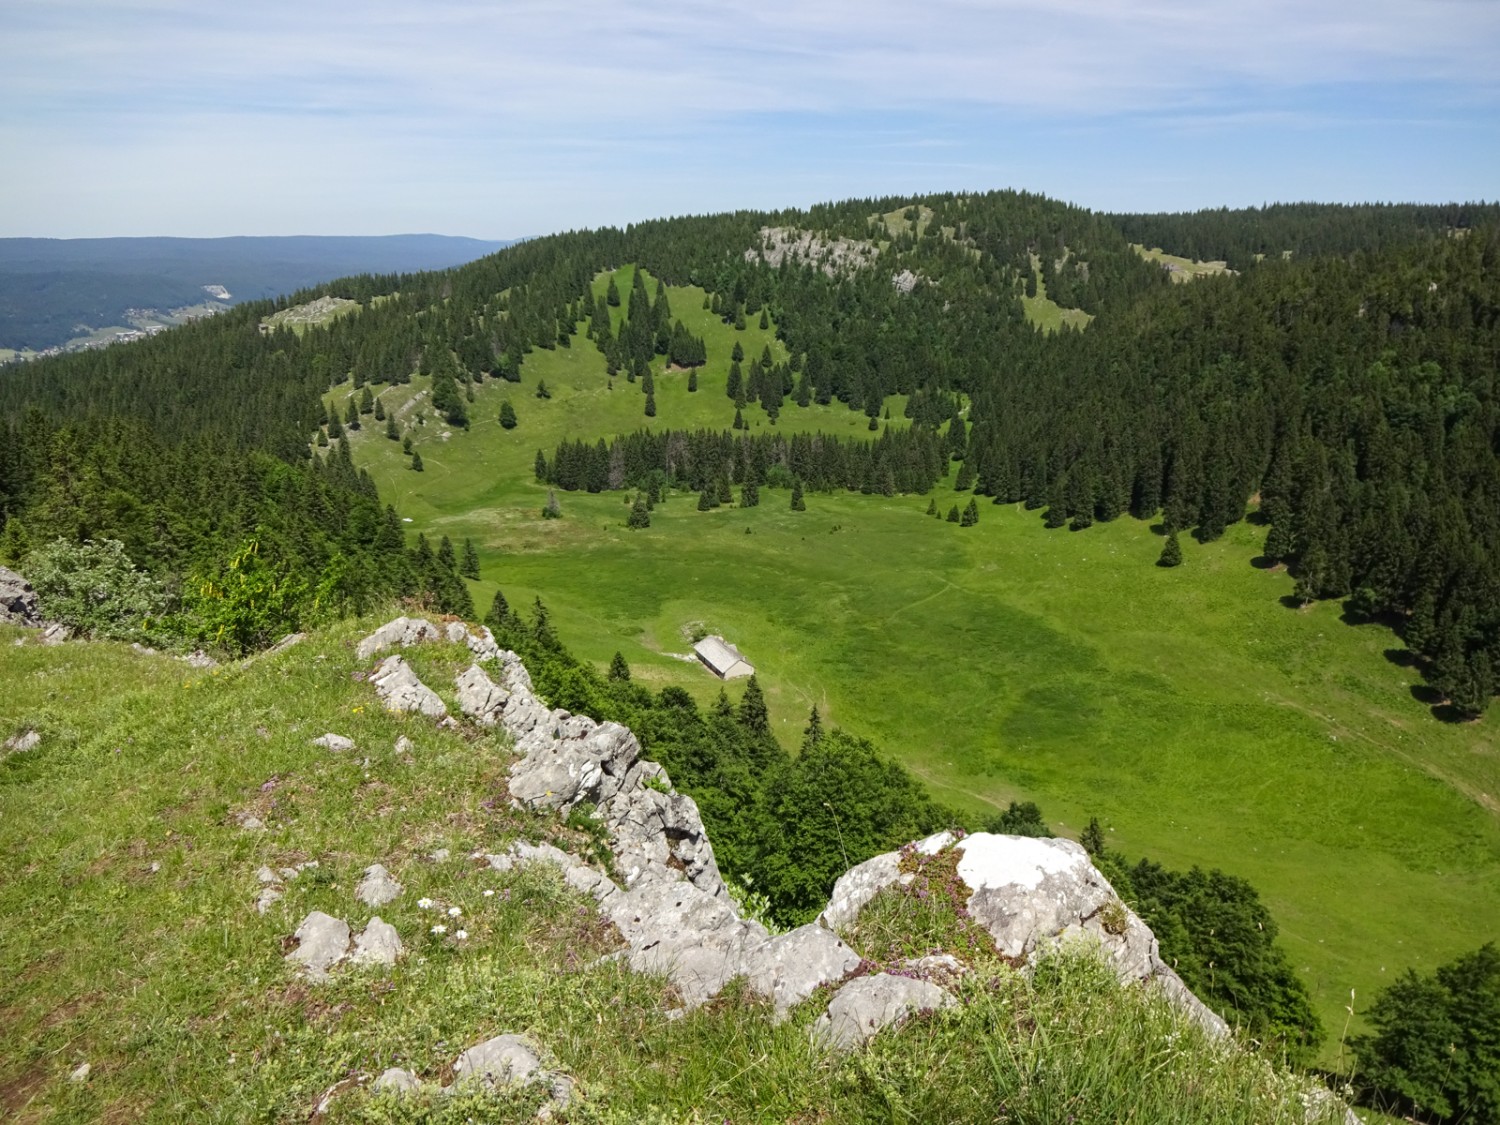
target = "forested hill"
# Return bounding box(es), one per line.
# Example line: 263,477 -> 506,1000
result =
0,233 -> 511,352
0,190 -> 1497,714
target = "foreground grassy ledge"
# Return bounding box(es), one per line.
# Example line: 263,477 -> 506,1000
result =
2,615 -> 1350,1123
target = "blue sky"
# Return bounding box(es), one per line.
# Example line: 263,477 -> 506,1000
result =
3,0 -> 1497,239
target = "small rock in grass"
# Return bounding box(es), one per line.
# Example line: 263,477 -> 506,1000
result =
356,863 -> 402,907
350,917 -> 403,967
312,733 -> 356,752
68,1062 -> 91,1083
239,814 -> 266,832
810,973 -> 955,1050
429,847 -> 450,863
394,735 -> 414,754
256,887 -> 283,914
3,730 -> 40,753
286,911 -> 351,980
372,1067 -> 421,1094
452,1034 -> 544,1087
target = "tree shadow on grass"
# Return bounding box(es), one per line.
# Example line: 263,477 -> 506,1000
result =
1277,595 -> 1308,611
1409,683 -> 1445,706
1249,555 -> 1283,571
1384,647 -> 1420,669
1430,702 -> 1480,725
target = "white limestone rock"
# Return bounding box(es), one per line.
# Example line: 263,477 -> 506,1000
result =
455,663 -> 508,726
811,973 -> 955,1050
355,616 -> 443,662
312,733 -> 356,752
369,655 -> 447,718
356,863 -> 402,907
3,729 -> 41,753
286,911 -> 351,981
372,1067 -> 422,1095
350,916 -> 403,967
452,1033 -> 545,1088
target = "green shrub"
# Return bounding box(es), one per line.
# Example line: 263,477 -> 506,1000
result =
25,537 -> 169,642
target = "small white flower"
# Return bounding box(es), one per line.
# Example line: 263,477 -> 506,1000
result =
430,923 -> 447,935
455,930 -> 468,941
417,897 -> 433,910
447,906 -> 462,918
482,889 -> 495,897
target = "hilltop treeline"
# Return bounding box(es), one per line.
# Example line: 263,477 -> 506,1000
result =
2,190 -> 1497,710
1109,201 -> 1500,272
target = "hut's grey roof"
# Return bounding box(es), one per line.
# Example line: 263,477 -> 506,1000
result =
693,635 -> 754,679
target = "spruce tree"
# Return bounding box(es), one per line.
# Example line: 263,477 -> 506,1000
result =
946,504 -> 960,522
687,370 -> 697,392
317,429 -> 329,447
961,498 -> 979,526
459,538 -> 481,580
737,675 -> 769,733
499,401 -> 517,429
437,535 -> 456,571
732,408 -> 745,430
383,415 -> 399,441
373,397 -> 385,421
759,308 -> 769,329
359,386 -> 375,414
741,481 -> 759,507
791,478 -> 806,511
534,450 -> 548,481
644,391 -> 656,417
1157,533 -> 1182,568
926,498 -> 937,516
608,651 -> 631,682
731,341 -> 744,363
328,413 -> 344,440
803,704 -> 823,747
697,488 -> 714,511
1081,817 -> 1107,857
542,491 -> 561,519
485,589 -> 512,631
606,276 -> 621,307
345,399 -> 361,431
402,435 -> 413,454
410,450 -> 423,472
627,493 -> 650,529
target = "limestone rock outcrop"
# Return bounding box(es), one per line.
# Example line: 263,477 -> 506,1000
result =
348,617 -> 1228,1040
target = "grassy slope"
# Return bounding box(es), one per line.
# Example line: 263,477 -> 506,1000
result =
334,269 -> 1500,1060
0,617 -> 1353,1124
1132,243 -> 1233,281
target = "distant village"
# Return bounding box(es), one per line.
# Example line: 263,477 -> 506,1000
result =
2,285 -> 229,364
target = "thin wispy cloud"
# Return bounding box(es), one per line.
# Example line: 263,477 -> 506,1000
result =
2,1 -> 1495,235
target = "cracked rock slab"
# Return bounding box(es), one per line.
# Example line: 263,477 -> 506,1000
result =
355,616 -> 444,661
811,973 -> 955,1050
369,655 -> 448,718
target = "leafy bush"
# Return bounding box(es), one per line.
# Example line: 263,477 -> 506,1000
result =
25,537 -> 169,642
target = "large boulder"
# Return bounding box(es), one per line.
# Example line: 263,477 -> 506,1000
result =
355,616 -> 443,661
821,832 -> 1229,1038
0,567 -> 40,627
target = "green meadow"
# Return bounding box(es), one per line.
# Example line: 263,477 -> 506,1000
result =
334,268 -> 1500,1057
